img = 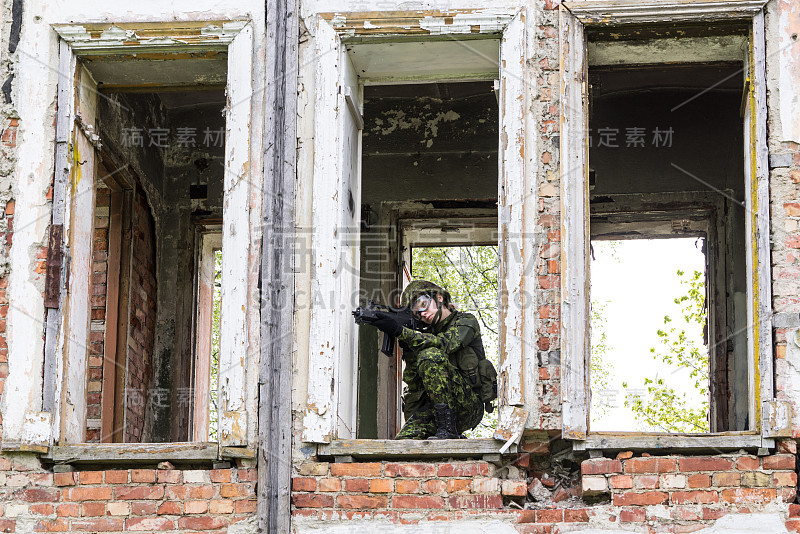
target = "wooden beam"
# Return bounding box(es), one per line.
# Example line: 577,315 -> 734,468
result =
497,9 -> 527,410
45,442 -> 219,464
218,24 -> 253,447
559,7 -> 590,441
100,190 -> 123,443
563,0 -> 768,25
573,431 -> 765,452
318,439 -> 517,459
259,0 -> 298,531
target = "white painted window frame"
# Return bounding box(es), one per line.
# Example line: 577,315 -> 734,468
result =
302,9 -> 535,444
46,21 -> 253,446
559,0 -> 780,447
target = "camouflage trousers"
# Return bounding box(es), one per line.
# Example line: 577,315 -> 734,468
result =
395,347 -> 483,440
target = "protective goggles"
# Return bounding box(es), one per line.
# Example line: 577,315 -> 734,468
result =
412,294 -> 434,313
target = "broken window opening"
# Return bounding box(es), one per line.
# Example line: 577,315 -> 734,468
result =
586,55 -> 748,434
590,237 -> 710,433
356,80 -> 500,440
70,53 -> 229,444
410,243 -> 500,438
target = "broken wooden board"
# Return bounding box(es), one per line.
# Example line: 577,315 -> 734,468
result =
493,406 -> 528,442
318,439 -> 517,460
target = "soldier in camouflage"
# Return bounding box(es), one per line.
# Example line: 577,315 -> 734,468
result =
371,280 -> 485,440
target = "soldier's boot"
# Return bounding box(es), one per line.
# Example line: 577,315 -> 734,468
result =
428,403 -> 459,440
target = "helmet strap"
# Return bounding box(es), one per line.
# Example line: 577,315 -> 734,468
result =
432,297 -> 443,325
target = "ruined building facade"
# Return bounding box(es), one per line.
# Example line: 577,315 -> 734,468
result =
0,0 -> 799,532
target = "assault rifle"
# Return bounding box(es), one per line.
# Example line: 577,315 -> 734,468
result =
352,302 -> 419,356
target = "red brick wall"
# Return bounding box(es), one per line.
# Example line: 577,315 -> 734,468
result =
291,449 -> 799,532
87,186 -> 111,442
124,187 -> 157,443
0,454 -> 256,532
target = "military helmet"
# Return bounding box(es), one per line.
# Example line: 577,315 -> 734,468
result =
401,280 -> 449,308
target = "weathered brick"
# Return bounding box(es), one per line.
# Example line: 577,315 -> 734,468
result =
184,500 -> 208,514
330,463 -> 382,477
582,475 -> 607,496
384,463 -> 436,477
130,469 -> 156,483
536,509 -> 564,522
16,488 -> 60,502
609,475 -> 633,489
337,495 -> 389,509
672,506 -> 702,521
763,454 -> 795,470
297,463 -> 329,477
130,502 -> 158,515
661,474 -> 686,489
689,474 -> 712,488
106,502 -> 129,516
345,478 -> 370,492
735,457 -> 760,471
177,517 -> 228,530
625,457 -> 677,474
634,475 -> 659,489
774,471 -> 798,487
54,472 -> 77,487
613,491 -> 669,506
501,480 -> 527,497
620,508 -> 646,522
564,508 -> 590,522
236,499 -> 258,513
444,479 -> 468,493
112,486 -> 164,500
292,494 -> 334,508
103,470 -> 128,484
219,483 -> 251,498
581,458 -> 623,475
70,518 -> 125,532
394,480 -> 420,493
292,477 -> 317,492
671,490 -> 719,504
56,503 -> 79,517
80,502 -> 106,516
741,471 -> 771,487
209,469 -> 232,483
210,500 -> 234,514
125,517 -> 175,531
437,463 -> 489,477
447,495 -> 502,509
472,478 -> 500,494
368,478 -> 394,493
720,488 -> 777,503
318,478 -> 342,492
678,457 -> 733,472
712,472 -> 741,487
157,501 -> 181,515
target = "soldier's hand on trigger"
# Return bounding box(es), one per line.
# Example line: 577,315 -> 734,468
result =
372,311 -> 404,337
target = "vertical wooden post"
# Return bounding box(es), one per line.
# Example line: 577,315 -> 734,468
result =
559,6 -> 590,440
259,0 -> 298,530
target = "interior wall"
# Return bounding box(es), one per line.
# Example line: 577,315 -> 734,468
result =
97,89 -> 225,442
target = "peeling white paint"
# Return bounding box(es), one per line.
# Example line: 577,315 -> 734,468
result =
777,0 -> 800,143
420,12 -> 514,35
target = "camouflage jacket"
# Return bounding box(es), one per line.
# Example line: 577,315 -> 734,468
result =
398,310 -> 485,390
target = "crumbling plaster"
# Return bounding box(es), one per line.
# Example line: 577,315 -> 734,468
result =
766,0 -> 800,145
1,0 -> 266,443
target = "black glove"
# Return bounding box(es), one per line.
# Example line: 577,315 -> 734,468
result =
373,311 -> 403,337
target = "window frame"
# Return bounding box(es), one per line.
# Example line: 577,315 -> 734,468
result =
301,9 -> 535,444
559,0 -> 785,447
42,20 -> 255,447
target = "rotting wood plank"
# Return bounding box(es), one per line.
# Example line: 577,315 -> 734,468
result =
497,10 -> 527,410
318,439 -> 518,459
318,9 -> 517,39
573,431 -> 765,451
44,443 -> 220,464
259,0 -> 298,532
564,0 -> 767,26
750,10 -> 773,435
559,7 -> 590,441
218,24 -> 253,448
42,39 -> 76,438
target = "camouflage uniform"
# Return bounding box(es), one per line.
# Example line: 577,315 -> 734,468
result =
394,310 -> 485,440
